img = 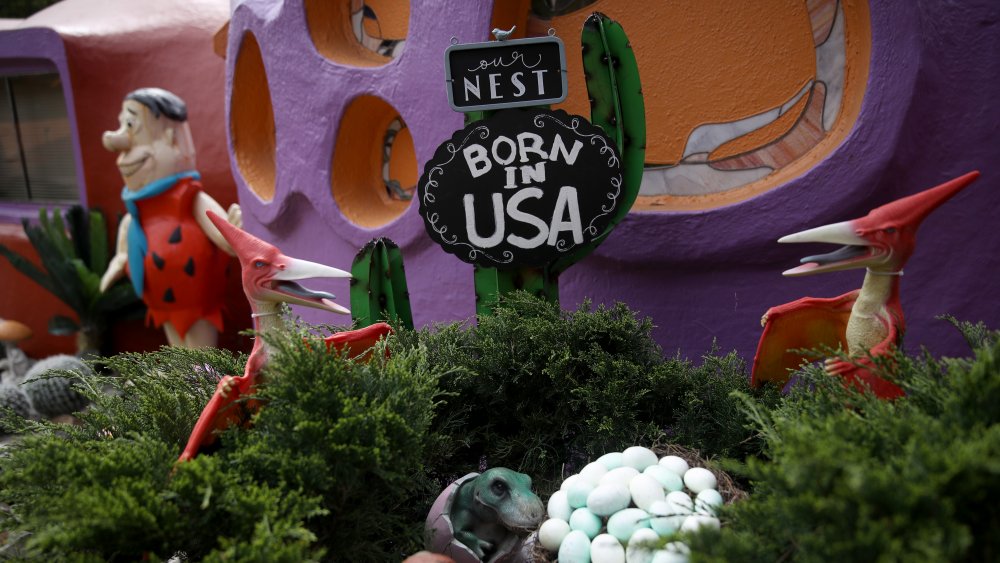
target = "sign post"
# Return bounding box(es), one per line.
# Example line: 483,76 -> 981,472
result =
420,16 -> 646,316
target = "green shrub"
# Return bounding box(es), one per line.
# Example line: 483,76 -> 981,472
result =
0,329 -> 443,561
395,292 -> 781,490
689,319 -> 1000,562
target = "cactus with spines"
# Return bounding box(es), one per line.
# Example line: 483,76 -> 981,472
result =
350,238 -> 414,330
472,12 -> 646,315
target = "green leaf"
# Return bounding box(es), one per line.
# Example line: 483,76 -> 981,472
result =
0,243 -> 57,296
21,220 -> 86,313
48,315 -> 80,336
96,283 -> 142,314
66,206 -> 91,268
88,209 -> 108,274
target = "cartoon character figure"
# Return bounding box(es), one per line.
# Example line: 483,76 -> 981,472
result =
99,88 -> 241,348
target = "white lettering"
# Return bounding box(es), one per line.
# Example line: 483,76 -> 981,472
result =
463,76 -> 481,102
517,132 -> 548,163
547,186 -> 584,246
511,72 -> 526,97
519,162 -> 546,184
488,73 -> 502,99
548,134 -> 583,165
533,69 -> 548,95
464,193 -> 505,248
491,136 -> 517,166
463,144 -> 492,178
505,188 -> 549,249
503,166 -> 518,189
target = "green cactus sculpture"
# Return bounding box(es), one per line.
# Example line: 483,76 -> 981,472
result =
471,11 -> 646,316
350,238 -> 414,330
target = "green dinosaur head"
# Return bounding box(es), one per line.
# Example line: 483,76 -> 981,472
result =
472,467 -> 545,531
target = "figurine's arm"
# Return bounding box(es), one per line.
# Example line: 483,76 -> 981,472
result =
194,191 -> 241,257
99,214 -> 132,293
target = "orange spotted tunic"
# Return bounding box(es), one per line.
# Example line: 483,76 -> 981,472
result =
128,178 -> 229,339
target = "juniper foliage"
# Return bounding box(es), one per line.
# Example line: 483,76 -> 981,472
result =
394,292 -> 780,489
0,329 -> 443,561
688,319 -> 1000,562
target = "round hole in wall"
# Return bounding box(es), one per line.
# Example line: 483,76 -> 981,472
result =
230,31 -> 277,201
305,0 -> 408,67
331,95 -> 416,228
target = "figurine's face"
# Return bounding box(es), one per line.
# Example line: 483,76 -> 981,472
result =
102,100 -> 193,191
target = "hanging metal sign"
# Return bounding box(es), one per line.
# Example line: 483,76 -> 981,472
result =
419,108 -> 622,267
444,36 -> 568,112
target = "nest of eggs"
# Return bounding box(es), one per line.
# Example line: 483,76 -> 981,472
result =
528,442 -> 747,562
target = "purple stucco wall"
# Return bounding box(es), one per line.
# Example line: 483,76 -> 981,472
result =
230,0 -> 1000,363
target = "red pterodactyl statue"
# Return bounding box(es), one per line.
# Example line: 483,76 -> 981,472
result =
751,171 -> 980,399
179,212 -> 392,461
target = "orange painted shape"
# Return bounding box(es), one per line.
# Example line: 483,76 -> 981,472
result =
550,0 -> 817,166
708,83 -> 813,162
363,0 -> 410,40
331,96 -> 413,228
634,0 -> 871,211
712,82 -> 827,170
305,0 -> 407,66
231,32 -> 276,202
389,124 -> 418,191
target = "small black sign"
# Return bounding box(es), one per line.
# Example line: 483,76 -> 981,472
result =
419,109 -> 622,267
445,36 -> 567,112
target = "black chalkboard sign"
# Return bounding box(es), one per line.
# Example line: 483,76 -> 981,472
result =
445,36 -> 567,112
419,109 -> 622,267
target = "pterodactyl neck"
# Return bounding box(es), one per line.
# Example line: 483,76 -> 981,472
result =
247,301 -> 285,372
846,269 -> 901,355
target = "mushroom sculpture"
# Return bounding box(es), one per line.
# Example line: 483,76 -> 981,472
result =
751,171 -> 981,398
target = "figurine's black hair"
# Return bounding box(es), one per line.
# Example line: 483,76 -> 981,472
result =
125,88 -> 187,122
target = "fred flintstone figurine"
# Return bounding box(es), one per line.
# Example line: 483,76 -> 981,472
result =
99,88 -> 241,348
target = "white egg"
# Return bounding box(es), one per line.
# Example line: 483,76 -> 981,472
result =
651,542 -> 691,563
658,456 -> 689,476
643,465 -> 684,492
587,483 -> 631,516
665,491 -> 693,514
538,518 -> 571,552
647,500 -> 679,536
548,489 -> 573,521
682,467 -> 717,494
695,489 -> 724,516
599,466 -> 640,488
570,507 -> 603,539
622,446 -> 659,471
606,508 -> 651,542
591,533 -> 626,563
568,479 -> 597,509
680,514 -> 720,533
559,529 -> 593,563
625,527 -> 660,563
580,461 -> 609,484
629,474 -> 666,511
598,451 -> 624,470
562,474 -> 582,492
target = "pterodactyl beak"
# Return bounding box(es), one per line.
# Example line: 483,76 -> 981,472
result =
266,256 -> 352,315
777,170 -> 981,277
778,220 -> 876,276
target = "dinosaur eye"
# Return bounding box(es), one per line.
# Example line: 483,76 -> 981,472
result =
254,260 -> 267,269
491,480 -> 508,496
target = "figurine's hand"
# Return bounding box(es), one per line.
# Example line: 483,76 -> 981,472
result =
99,254 -> 128,292
824,357 -> 856,376
218,375 -> 239,399
226,203 -> 242,229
